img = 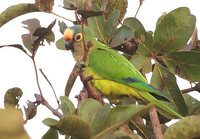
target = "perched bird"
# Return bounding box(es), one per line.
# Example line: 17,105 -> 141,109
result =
63,25 -> 183,119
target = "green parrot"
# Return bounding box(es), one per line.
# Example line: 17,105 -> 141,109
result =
63,25 -> 183,119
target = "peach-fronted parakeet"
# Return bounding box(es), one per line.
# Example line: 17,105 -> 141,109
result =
62,25 -> 183,119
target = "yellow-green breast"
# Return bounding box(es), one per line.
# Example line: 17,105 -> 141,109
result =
84,66 -> 143,100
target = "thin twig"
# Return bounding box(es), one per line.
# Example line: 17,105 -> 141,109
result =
39,69 -> 59,105
32,58 -> 43,97
51,12 -> 75,23
149,107 -> 163,139
134,0 -> 144,17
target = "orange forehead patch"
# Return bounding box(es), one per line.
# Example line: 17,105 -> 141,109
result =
63,28 -> 74,41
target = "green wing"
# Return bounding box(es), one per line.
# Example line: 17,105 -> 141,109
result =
88,42 -> 169,100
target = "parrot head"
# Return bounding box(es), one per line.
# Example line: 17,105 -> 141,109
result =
63,25 -> 95,63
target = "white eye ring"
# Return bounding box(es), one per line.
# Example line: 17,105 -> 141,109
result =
75,33 -> 83,41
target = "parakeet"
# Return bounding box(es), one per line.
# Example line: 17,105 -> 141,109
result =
63,25 -> 183,119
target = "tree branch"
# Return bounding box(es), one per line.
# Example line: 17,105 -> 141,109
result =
149,107 -> 163,139
181,82 -> 200,93
39,69 -> 59,105
35,94 -> 62,118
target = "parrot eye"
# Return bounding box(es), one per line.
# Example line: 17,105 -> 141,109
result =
75,33 -> 82,41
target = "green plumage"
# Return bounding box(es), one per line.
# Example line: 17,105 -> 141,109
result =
63,25 -> 183,119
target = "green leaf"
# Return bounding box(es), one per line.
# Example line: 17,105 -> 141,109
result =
59,96 -> 76,116
130,54 -> 152,73
156,12 -> 167,27
123,17 -> 146,38
105,0 -> 128,22
56,37 -> 65,50
183,94 -> 200,115
43,118 -> 60,129
41,128 -> 58,139
163,115 -> 200,139
79,98 -> 103,124
60,115 -> 90,139
160,51 -> 200,82
153,7 -> 196,53
103,129 -> 142,139
136,31 -> 153,57
87,11 -> 106,43
4,87 -> 23,108
0,3 -> 39,27
87,8 -> 120,44
105,10 -> 120,43
91,103 -> 111,136
58,21 -> 68,34
150,63 -> 188,115
93,104 -> 153,139
43,116 -> 91,139
110,25 -> 135,47
104,104 -> 150,128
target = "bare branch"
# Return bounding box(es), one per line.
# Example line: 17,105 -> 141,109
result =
39,69 -> 59,105
182,82 -> 200,93
149,107 -> 163,139
35,94 -> 62,118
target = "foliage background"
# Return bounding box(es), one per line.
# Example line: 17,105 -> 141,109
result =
0,0 -> 200,138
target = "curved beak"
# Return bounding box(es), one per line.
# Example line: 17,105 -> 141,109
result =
65,41 -> 74,51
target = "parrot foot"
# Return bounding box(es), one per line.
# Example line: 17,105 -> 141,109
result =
75,62 -> 87,71
82,75 -> 93,83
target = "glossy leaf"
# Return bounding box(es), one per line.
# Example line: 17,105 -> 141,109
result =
79,98 -> 103,124
59,96 -> 76,116
123,17 -> 146,37
163,115 -> 200,139
4,87 -> 23,108
150,63 -> 188,115
41,128 -> 58,139
154,7 -> 196,53
130,54 -> 152,73
160,51 -> 200,82
110,25 -> 135,47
